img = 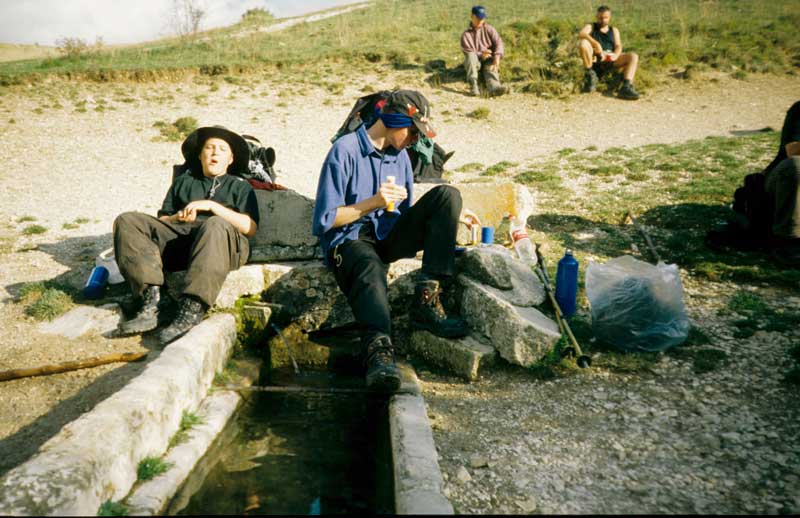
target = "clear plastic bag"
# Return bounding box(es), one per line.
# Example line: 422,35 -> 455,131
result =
585,255 -> 690,352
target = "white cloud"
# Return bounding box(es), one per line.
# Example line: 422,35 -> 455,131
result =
0,0 -> 363,46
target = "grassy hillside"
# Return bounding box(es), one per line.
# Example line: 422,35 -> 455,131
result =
1,0 -> 798,95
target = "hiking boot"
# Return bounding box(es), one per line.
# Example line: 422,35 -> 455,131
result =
157,296 -> 207,346
582,69 -> 598,93
364,335 -> 401,393
704,222 -> 767,252
618,81 -> 640,100
117,285 -> 161,336
410,279 -> 469,338
488,84 -> 508,97
469,79 -> 481,97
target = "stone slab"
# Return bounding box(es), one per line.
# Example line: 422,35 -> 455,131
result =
166,264 -> 265,309
408,331 -> 496,381
0,314 -> 237,516
38,303 -> 122,339
459,275 -> 560,367
249,189 -> 320,261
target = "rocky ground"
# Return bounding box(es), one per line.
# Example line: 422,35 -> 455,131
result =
0,67 -> 799,512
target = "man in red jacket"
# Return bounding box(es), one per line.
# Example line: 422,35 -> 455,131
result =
461,5 -> 508,97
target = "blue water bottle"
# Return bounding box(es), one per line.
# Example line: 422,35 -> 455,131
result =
83,265 -> 109,299
555,249 -> 579,317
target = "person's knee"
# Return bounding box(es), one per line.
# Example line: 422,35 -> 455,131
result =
578,40 -> 592,53
629,52 -> 639,63
433,185 -> 463,211
113,211 -> 143,234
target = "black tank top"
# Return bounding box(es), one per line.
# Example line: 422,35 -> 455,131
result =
591,23 -> 615,52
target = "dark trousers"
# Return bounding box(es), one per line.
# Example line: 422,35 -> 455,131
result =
765,157 -> 800,239
113,212 -> 249,307
329,185 -> 462,346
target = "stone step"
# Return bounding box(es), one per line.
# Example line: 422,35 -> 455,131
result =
408,330 -> 497,381
459,275 -> 561,367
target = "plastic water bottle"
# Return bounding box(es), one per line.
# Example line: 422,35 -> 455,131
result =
385,175 -> 396,212
510,217 -> 537,266
84,265 -> 109,299
555,249 -> 579,317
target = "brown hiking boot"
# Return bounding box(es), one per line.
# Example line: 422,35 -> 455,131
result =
365,335 -> 402,393
410,279 -> 469,338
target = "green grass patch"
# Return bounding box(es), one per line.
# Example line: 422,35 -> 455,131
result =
21,224 -> 47,235
152,116 -> 197,142
62,223 -> 79,230
17,215 -> 36,223
455,162 -> 484,173
97,500 -> 129,516
466,107 -> 490,120
168,410 -> 205,448
23,287 -> 73,321
482,160 -> 518,177
136,457 -> 173,481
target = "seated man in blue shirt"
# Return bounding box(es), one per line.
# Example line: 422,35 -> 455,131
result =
313,90 -> 469,392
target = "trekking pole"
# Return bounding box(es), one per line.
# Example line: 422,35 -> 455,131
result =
622,210 -> 661,264
534,244 -> 591,369
0,351 -> 148,382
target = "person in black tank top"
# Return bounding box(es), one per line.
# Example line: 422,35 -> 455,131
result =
578,5 -> 641,100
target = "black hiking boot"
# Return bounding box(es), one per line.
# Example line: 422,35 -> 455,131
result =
618,81 -> 640,100
410,279 -> 469,338
157,296 -> 207,346
117,285 -> 161,336
364,335 -> 401,393
582,69 -> 598,93
704,221 -> 768,252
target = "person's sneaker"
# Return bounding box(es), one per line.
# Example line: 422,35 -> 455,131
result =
618,82 -> 640,100
117,285 -> 161,336
410,279 -> 469,338
582,69 -> 598,93
469,79 -> 481,97
364,335 -> 401,393
488,84 -> 508,97
157,296 -> 207,346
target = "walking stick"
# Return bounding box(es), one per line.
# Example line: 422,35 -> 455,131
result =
534,244 -> 591,369
621,210 -> 661,263
0,351 -> 148,382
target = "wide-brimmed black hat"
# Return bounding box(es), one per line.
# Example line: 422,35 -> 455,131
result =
381,90 -> 437,138
181,125 -> 249,176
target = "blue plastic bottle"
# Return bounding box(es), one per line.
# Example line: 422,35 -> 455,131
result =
555,249 -> 579,317
83,265 -> 109,299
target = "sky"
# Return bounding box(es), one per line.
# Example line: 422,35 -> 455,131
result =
0,0 -> 363,46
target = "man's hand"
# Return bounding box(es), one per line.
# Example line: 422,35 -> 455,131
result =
786,141 -> 800,157
460,208 -> 481,228
374,182 -> 408,209
481,49 -> 492,60
176,200 -> 220,222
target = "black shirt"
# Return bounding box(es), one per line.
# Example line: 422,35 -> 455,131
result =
158,170 -> 260,225
591,23 -> 615,52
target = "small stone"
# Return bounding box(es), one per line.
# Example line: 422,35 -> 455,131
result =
456,465 -> 472,483
516,497 -> 538,513
470,455 -> 489,469
553,479 -> 566,492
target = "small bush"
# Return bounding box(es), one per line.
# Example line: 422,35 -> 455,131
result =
98,500 -> 129,516
153,116 -> 198,142
466,107 -> 490,120
22,224 -> 47,235
169,410 -> 205,448
137,457 -> 173,481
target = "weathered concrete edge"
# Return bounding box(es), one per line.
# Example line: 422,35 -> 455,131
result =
0,314 -> 237,516
390,367 -> 454,515
124,390 -> 242,515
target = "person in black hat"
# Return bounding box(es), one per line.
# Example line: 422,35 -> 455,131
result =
113,126 -> 260,345
313,90 -> 474,392
460,5 -> 508,97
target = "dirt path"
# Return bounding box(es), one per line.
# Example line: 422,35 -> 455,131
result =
0,71 -> 798,499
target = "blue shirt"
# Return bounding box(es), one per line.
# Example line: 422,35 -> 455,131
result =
312,124 -> 414,264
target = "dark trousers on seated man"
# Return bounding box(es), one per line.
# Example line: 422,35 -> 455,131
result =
114,213 -> 249,308
765,157 -> 800,242
330,185 -> 463,348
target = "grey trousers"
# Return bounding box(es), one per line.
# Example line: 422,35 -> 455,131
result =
113,212 -> 249,307
765,157 -> 800,239
464,52 -> 502,89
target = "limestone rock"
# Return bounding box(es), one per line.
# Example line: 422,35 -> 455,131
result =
408,330 -> 496,381
457,247 -> 546,307
248,189 -> 321,262
166,264 -> 265,309
38,303 -> 122,339
459,275 -> 560,367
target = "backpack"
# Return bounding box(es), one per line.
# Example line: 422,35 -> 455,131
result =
332,90 -> 453,183
172,134 -> 277,183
